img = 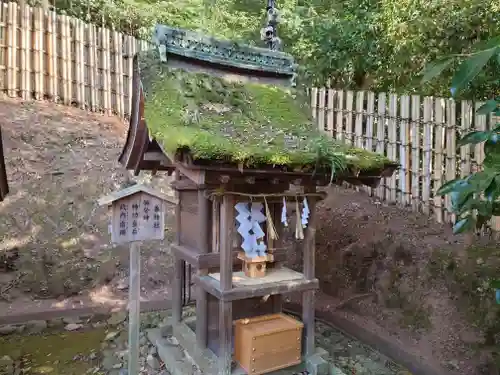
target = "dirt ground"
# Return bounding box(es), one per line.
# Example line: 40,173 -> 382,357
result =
309,188 -> 485,375
0,98 -> 495,374
0,98 -> 176,316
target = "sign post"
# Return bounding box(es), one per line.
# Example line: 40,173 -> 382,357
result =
128,241 -> 141,375
98,184 -> 171,375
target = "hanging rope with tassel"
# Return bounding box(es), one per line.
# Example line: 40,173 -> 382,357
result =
263,196 -> 278,240
295,198 -> 304,239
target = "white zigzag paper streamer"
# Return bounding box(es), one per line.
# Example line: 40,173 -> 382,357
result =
234,201 -> 267,258
281,197 -> 288,227
301,198 -> 310,228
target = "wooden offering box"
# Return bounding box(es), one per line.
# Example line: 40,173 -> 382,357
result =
234,313 -> 303,375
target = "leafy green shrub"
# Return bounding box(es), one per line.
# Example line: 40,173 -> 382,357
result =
423,38 -> 500,310
422,39 -> 500,234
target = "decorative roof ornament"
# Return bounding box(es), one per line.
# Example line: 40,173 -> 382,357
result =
152,24 -> 296,77
261,0 -> 282,51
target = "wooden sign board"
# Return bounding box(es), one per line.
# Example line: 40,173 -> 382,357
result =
110,192 -> 165,244
98,184 -> 170,244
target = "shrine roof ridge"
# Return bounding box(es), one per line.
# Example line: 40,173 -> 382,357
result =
152,24 -> 297,76
98,183 -> 177,206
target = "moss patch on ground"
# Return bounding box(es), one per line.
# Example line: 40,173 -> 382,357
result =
0,329 -> 106,374
138,50 -> 392,173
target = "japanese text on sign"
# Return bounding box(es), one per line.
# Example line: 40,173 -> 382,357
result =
110,193 -> 165,244
119,203 -> 128,237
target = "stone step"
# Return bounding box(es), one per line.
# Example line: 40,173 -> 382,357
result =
147,328 -> 199,375
330,367 -> 348,375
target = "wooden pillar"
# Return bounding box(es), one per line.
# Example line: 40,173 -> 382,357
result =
196,189 -> 210,348
219,194 -> 234,375
172,170 -> 183,323
173,257 -> 184,323
302,194 -> 317,357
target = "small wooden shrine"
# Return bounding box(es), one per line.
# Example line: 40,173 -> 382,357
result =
119,10 -> 397,375
0,126 -> 9,202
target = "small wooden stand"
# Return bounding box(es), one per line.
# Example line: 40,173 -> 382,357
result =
237,252 -> 274,278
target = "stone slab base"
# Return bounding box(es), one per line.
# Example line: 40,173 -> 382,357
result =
147,317 -> 342,375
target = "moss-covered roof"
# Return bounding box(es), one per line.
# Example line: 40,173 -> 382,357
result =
138,50 -> 392,174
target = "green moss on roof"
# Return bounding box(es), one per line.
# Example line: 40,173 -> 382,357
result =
138,50 -> 392,173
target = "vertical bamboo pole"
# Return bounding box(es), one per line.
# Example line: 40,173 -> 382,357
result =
115,31 -> 124,117
422,97 -> 433,215
75,19 -> 85,109
310,87 -> 318,121
317,87 -> 325,132
326,89 -> 334,138
365,92 -> 375,196
46,4 -> 57,101
400,95 -> 411,206
460,101 -> 472,178
490,109 -> 500,233
411,96 -> 421,212
433,98 -> 445,223
354,91 -> 364,148
126,35 -> 137,117
0,2 -> 7,92
335,90 -> 344,141
445,99 -> 457,223
387,94 -> 398,202
365,92 -> 375,152
88,23 -> 98,111
60,14 -> 70,104
353,91 -> 365,192
101,26 -> 112,114
110,30 -> 117,115
6,2 -> 17,97
66,17 -> 73,104
19,2 -> 30,99
474,102 -> 487,233
34,6 -> 44,100
375,93 -> 387,200
345,91 -> 354,145
474,102 -> 487,169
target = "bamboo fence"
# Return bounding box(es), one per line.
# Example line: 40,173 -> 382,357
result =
310,88 -> 500,230
0,2 -> 498,229
0,1 -> 150,117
